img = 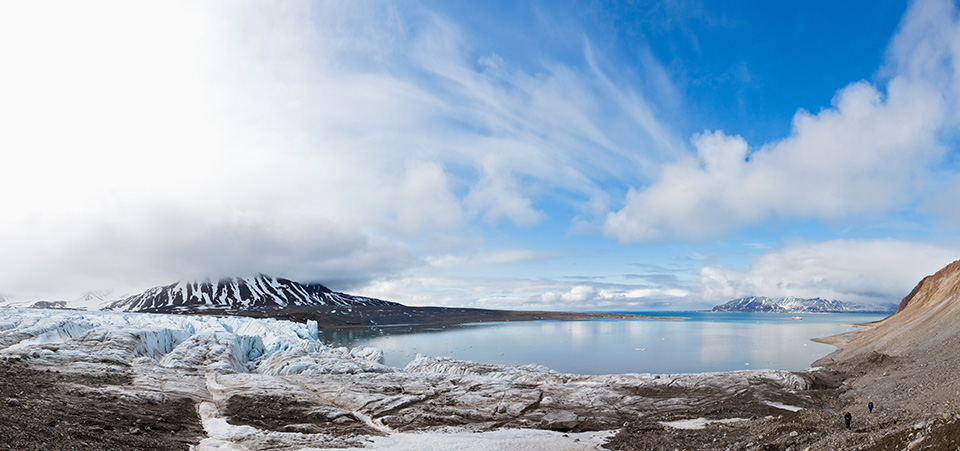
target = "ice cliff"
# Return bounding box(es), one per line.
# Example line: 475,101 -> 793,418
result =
0,309 -> 387,374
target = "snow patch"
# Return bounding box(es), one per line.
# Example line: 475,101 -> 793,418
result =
659,418 -> 748,430
764,401 -> 803,412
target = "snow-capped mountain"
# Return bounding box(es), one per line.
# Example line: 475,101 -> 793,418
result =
0,290 -> 116,311
105,274 -> 399,313
710,296 -> 895,313
73,289 -> 115,310
28,300 -> 69,309
0,294 -> 32,309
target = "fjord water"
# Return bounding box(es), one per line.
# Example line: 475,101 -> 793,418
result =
323,312 -> 888,375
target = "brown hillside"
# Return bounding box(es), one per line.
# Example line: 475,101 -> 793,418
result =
819,259 -> 960,360
896,259 -> 960,313
815,258 -> 960,417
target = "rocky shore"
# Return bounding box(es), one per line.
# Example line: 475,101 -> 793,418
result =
605,260 -> 960,450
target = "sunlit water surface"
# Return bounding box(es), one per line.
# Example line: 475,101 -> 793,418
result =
321,312 -> 888,375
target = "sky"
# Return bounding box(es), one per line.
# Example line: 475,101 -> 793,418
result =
3,0 -> 960,310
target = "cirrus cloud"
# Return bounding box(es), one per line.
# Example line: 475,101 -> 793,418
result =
0,1 -> 681,299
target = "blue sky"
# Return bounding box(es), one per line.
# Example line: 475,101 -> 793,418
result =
3,0 -> 960,310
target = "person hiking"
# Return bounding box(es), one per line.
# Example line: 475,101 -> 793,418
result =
868,402 -> 874,413
844,412 -> 852,429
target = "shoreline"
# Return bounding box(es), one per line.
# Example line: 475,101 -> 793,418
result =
129,304 -> 690,329
129,304 -> 892,330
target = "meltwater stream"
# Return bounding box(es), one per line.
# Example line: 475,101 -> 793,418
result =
321,312 -> 889,375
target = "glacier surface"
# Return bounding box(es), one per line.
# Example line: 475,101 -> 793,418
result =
0,308 -> 822,450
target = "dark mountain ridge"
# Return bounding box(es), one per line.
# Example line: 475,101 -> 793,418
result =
105,274 -> 399,313
99,274 -> 668,328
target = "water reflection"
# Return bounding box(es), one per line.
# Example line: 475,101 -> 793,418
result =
319,323 -> 497,344
324,312 -> 888,375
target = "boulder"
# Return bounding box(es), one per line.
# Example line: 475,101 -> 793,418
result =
541,410 -> 578,430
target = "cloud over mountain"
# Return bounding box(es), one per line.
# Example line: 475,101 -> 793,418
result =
0,1 -> 678,298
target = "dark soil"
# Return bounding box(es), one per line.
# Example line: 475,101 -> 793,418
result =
603,361 -> 960,451
862,416 -> 960,451
606,409 -> 882,451
223,394 -> 380,436
0,359 -> 203,450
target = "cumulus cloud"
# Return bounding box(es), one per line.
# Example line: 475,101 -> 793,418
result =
539,285 -> 690,308
699,239 -> 960,305
362,239 -> 958,311
886,0 -> 960,119
360,275 -> 690,311
605,0 -> 957,242
0,1 -> 680,298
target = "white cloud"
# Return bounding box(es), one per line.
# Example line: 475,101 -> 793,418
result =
382,162 -> 463,233
885,0 -> 960,120
361,239 -> 958,311
0,1 -> 681,298
537,284 -> 689,309
426,249 -> 548,268
698,239 -> 960,305
358,268 -> 692,311
605,78 -> 945,241
605,0 -> 958,242
4,0 -> 951,314
562,285 -> 597,302
465,155 -> 544,225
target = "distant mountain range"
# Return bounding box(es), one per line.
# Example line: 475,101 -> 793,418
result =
75,290 -> 114,309
28,300 -> 69,309
711,296 -> 896,313
104,274 -> 400,313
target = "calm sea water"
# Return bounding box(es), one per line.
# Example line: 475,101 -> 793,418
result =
320,312 -> 888,375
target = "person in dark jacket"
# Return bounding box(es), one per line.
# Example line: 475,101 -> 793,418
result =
844,412 -> 852,428
868,402 -> 874,413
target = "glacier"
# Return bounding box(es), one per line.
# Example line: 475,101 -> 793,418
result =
0,308 -> 827,450
0,308 -> 385,374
